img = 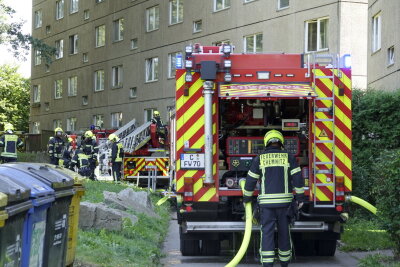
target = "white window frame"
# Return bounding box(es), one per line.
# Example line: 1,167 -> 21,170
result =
69,34 -> 78,54
34,49 -> 41,66
32,122 -> 40,134
93,114 -> 104,128
33,85 -> 41,103
244,33 -> 263,53
145,57 -> 159,82
111,112 -> 123,128
95,0 -> 104,3
214,0 -> 230,12
112,65 -> 123,88
131,38 -> 138,49
70,0 -> 79,14
54,80 -> 63,99
113,18 -> 124,42
169,0 -> 183,25
305,17 -> 329,53
372,13 -> 381,53
94,70 -> 105,91
129,87 -> 137,98
193,20 -> 202,33
144,108 -> 155,122
56,0 -> 64,20
244,0 -> 255,3
46,25 -> 51,34
53,119 -> 62,129
277,0 -> 289,10
95,25 -> 105,47
146,6 -> 159,32
34,10 -> 42,28
83,53 -> 88,62
55,39 -> 64,59
66,117 -> 77,131
68,76 -> 78,96
168,52 -> 181,78
387,46 -> 394,66
84,9 -> 89,20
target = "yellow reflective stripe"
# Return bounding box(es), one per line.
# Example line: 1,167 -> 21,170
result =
279,255 -> 291,261
290,167 -> 301,175
278,249 -> 291,255
259,193 -> 292,199
248,170 -> 260,179
243,189 -> 254,197
284,165 -> 288,193
259,198 -> 292,204
261,251 -> 275,256
262,258 -> 274,263
295,187 -> 305,194
261,168 -> 266,195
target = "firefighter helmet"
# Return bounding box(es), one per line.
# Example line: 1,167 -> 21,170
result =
4,123 -> 14,132
264,130 -> 284,147
153,110 -> 160,117
108,133 -> 119,142
68,137 -> 73,143
84,130 -> 93,138
54,127 -> 63,133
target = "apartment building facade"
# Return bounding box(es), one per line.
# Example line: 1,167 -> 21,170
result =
30,0 -> 368,133
368,0 -> 399,90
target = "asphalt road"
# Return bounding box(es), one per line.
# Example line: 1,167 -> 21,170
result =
161,215 -> 389,267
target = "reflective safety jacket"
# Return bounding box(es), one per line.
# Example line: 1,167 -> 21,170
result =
0,134 -> 23,158
48,136 -> 65,159
71,150 -> 89,168
244,146 -> 305,208
111,142 -> 124,163
82,138 -> 98,160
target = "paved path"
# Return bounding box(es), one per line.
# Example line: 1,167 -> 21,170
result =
161,215 -> 392,267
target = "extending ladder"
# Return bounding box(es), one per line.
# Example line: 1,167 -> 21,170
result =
311,53 -> 340,208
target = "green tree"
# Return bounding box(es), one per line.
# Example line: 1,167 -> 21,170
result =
0,65 -> 30,132
0,0 -> 55,64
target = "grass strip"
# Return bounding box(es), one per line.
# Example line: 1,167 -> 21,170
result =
358,253 -> 400,267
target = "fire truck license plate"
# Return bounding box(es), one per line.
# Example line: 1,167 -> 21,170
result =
180,154 -> 205,169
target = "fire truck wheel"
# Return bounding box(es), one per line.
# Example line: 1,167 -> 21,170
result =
316,239 -> 337,256
201,240 -> 220,256
292,236 -> 316,256
180,239 -> 201,256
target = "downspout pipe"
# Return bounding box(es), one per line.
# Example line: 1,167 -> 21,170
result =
203,81 -> 214,184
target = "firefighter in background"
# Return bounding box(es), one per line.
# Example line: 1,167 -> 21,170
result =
108,134 -> 124,182
82,130 -> 98,180
61,137 -> 74,169
70,145 -> 91,177
243,130 -> 305,267
48,127 -> 65,166
0,123 -> 23,163
151,110 -> 167,145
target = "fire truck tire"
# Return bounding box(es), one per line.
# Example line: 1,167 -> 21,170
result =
292,237 -> 316,256
201,240 -> 220,256
316,239 -> 337,256
180,239 -> 201,256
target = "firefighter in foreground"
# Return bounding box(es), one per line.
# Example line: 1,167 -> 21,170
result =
70,145 -> 91,177
243,130 -> 305,267
0,123 -> 23,163
82,130 -> 98,180
48,127 -> 65,165
108,134 -> 124,182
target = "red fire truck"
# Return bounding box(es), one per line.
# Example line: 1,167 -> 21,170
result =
171,44 -> 352,256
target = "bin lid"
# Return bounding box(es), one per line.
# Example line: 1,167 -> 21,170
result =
0,167 -> 54,199
0,174 -> 31,205
1,163 -> 74,190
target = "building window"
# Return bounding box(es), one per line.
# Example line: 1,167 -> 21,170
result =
53,119 -> 62,129
113,18 -> 124,42
244,0 -> 255,2
387,46 -> 394,66
68,76 -> 78,96
129,87 -> 137,98
94,70 -> 105,91
54,80 -> 63,99
277,0 -> 289,9
32,122 -> 40,134
45,102 -> 50,111
193,20 -> 202,33
93,114 -> 104,128
244,33 -> 263,53
84,9 -> 89,20
55,39 -> 64,59
144,108 -> 155,122
95,0 -> 104,3
70,0 -> 79,14
305,17 -> 328,52
214,40 -> 231,46
145,57 -> 159,82
168,52 -> 181,78
46,25 -> 51,34
34,10 -> 42,28
67,117 -> 77,131
214,0 -> 230,11
34,49 -> 41,66
83,53 -> 88,62
45,65 -> 50,72
69,34 -> 78,54
111,112 -> 122,128
146,6 -> 159,32
82,95 -> 88,105
56,0 -> 64,20
33,85 -> 41,103
95,25 -> 105,47
372,13 -> 381,53
170,0 -> 183,25
112,65 -> 123,88
131,38 -> 138,49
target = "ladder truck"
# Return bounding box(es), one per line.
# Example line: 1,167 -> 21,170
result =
171,44 -> 352,256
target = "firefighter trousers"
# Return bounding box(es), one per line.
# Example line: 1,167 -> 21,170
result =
259,206 -> 291,267
112,162 -> 122,181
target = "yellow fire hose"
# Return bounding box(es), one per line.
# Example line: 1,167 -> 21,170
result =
346,195 -> 377,215
225,180 -> 253,267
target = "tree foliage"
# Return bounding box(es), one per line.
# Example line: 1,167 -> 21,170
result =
0,64 -> 30,132
0,0 -> 55,64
